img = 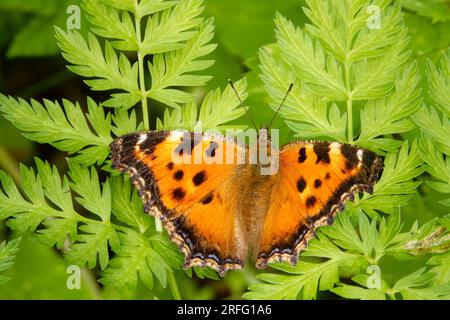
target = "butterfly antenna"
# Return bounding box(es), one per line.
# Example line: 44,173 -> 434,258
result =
228,79 -> 258,130
267,83 -> 294,130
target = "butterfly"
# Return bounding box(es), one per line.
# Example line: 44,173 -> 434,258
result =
110,128 -> 383,276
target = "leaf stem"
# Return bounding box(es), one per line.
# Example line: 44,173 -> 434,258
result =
135,14 -> 149,131
168,271 -> 182,300
347,97 -> 353,143
345,58 -> 353,144
0,145 -> 21,187
134,8 -> 162,232
138,51 -> 150,131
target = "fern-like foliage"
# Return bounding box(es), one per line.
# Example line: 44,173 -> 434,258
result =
414,50 -> 450,206
261,0 -> 419,151
156,78 -> 247,131
410,50 -> 450,288
0,158 -> 181,288
0,238 -> 20,285
0,97 -> 112,166
57,0 -> 214,110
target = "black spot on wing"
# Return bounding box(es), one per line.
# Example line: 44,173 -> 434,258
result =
172,187 -> 185,201
173,170 -> 184,181
298,147 -> 307,163
313,143 -> 331,164
201,193 -> 214,205
325,172 -> 331,180
167,162 -> 174,170
306,196 -> 316,208
297,177 -> 307,193
314,179 -> 322,188
192,170 -> 207,186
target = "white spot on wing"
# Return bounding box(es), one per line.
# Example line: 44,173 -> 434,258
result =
357,149 -> 364,161
168,130 -> 185,141
330,142 -> 341,150
137,133 -> 148,145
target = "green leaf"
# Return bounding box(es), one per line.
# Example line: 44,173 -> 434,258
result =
100,230 -> 179,289
141,0 -> 204,55
110,175 -> 152,232
0,159 -> 120,271
56,28 -> 141,109
157,78 -> 247,130
426,49 -> 450,117
427,253 -> 450,285
148,18 -> 216,108
68,161 -> 111,222
0,238 -> 21,285
0,96 -> 112,165
414,50 -> 450,205
350,141 -> 423,215
274,12 -> 346,100
392,267 -> 450,299
419,136 -> 450,194
259,47 -> 347,140
357,64 -> 421,153
65,221 -> 118,270
83,0 -> 138,51
375,211 -> 404,258
414,107 -> 450,155
331,284 -> 386,300
321,212 -> 376,258
0,161 -> 79,243
111,109 -> 141,137
101,0 -> 178,19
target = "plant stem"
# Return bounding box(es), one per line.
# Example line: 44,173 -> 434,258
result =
134,9 -> 174,300
0,145 -> 21,187
347,97 -> 353,143
345,59 -> 353,144
344,5 -> 354,144
138,51 -> 150,131
168,272 -> 182,300
134,10 -> 162,232
135,14 -> 149,131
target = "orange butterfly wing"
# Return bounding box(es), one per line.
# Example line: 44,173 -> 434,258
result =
111,131 -> 248,275
256,142 -> 383,268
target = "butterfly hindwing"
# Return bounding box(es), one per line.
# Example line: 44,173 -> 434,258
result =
255,141 -> 383,268
111,131 -> 248,275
